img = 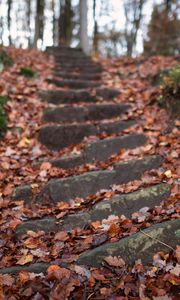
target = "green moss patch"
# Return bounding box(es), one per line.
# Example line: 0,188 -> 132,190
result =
0,95 -> 7,138
19,67 -> 37,78
160,65 -> 180,119
0,49 -> 13,70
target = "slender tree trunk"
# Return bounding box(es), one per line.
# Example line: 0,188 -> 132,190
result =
80,0 -> 89,54
0,0 -> 3,44
26,0 -> 31,47
7,0 -> 12,45
58,0 -> 73,46
93,0 -> 98,54
51,0 -> 56,45
124,0 -> 145,57
33,0 -> 45,48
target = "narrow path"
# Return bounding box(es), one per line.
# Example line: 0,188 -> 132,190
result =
1,47 -> 179,278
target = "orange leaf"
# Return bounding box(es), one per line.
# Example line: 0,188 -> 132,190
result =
9,218 -> 22,230
19,270 -> 30,284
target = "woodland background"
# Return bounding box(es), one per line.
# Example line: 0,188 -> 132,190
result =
0,0 -> 179,57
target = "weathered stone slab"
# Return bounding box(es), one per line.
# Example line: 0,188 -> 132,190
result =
84,134 -> 146,162
39,88 -> 120,104
11,185 -> 33,202
46,46 -> 84,57
77,219 -> 180,267
96,88 -> 120,99
47,78 -> 100,89
98,120 -> 132,135
43,104 -> 130,123
40,90 -> 95,104
55,57 -> 92,63
37,156 -> 163,203
15,184 -> 170,235
46,46 -> 83,52
53,53 -> 89,59
114,155 -> 163,183
62,183 -> 170,230
38,123 -> 97,151
39,119 -> 135,151
52,154 -> 84,169
86,104 -> 129,121
55,61 -> 100,68
51,130 -> 141,169
53,72 -> 101,81
55,65 -> 102,73
0,263 -> 50,275
37,170 -> 116,203
91,183 -> 170,221
16,217 -> 57,235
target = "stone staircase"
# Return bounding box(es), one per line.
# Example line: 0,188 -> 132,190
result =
1,47 -> 179,275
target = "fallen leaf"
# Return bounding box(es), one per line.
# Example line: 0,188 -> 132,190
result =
164,170 -> 172,178
108,223 -> 120,236
175,245 -> 180,263
54,231 -> 69,241
47,265 -> 71,281
17,254 -> 33,265
0,274 -> 15,286
104,256 -> 125,267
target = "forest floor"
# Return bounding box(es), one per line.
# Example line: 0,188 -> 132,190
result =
0,47 -> 179,299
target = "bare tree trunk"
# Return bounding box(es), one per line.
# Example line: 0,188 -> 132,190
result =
51,0 -> 56,45
80,0 -> 89,54
58,0 -> 73,46
93,0 -> 98,54
7,0 -> 12,45
124,0 -> 145,56
26,0 -> 31,47
33,0 -> 45,48
0,0 -> 3,44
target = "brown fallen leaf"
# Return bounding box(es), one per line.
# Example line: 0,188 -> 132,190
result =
54,231 -> 69,241
104,256 -> 125,267
9,218 -> 22,230
108,223 -> 120,237
47,265 -> 71,281
19,270 -> 30,284
175,245 -> 180,263
0,274 -> 15,286
24,237 -> 41,249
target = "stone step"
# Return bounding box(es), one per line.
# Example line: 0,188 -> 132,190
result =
77,219 -> 180,267
51,132 -> 145,168
55,65 -> 102,73
54,58 -> 93,64
43,103 -> 130,123
39,117 -> 133,151
53,72 -> 101,81
0,262 -> 51,275
36,155 -> 163,204
12,156 -> 163,205
40,88 -> 120,104
47,78 -> 100,89
83,132 -> 146,162
14,183 -> 170,236
53,53 -> 89,59
46,46 -> 83,54
64,183 -> 171,230
55,61 -> 99,67
2,218 -> 177,275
